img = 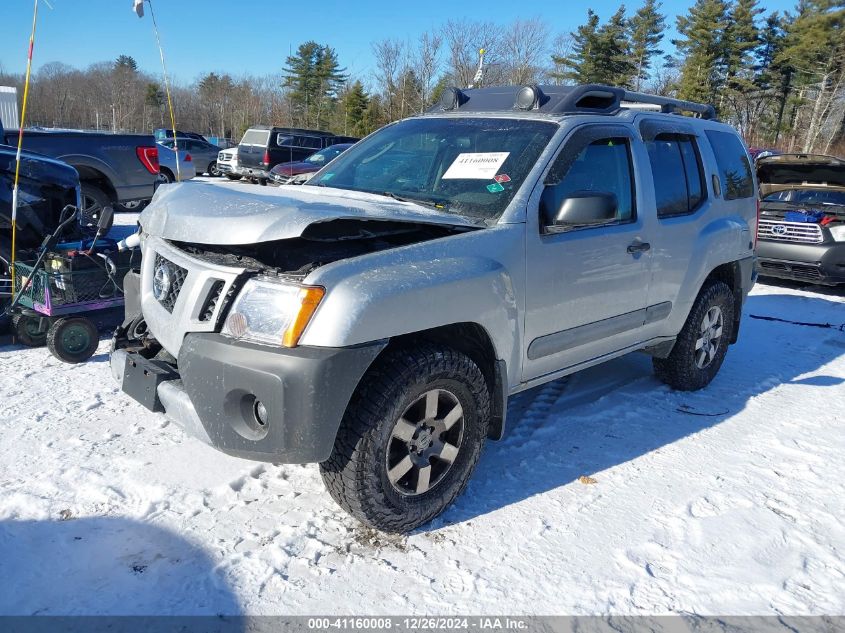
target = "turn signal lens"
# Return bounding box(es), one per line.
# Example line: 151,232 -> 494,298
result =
283,286 -> 325,348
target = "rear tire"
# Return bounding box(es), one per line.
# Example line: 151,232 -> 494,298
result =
12,313 -> 49,347
320,344 -> 491,533
47,317 -> 99,363
80,183 -> 113,235
653,280 -> 735,391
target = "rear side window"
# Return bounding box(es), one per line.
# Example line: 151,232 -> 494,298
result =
646,134 -> 706,217
298,136 -> 323,149
705,130 -> 754,200
241,129 -> 270,146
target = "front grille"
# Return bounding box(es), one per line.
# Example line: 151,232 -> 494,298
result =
759,261 -> 822,280
153,253 -> 187,312
757,219 -> 823,244
199,279 -> 225,322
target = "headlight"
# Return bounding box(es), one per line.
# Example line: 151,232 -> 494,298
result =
221,277 -> 325,347
829,224 -> 845,242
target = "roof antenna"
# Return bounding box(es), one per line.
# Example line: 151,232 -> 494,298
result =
468,48 -> 485,89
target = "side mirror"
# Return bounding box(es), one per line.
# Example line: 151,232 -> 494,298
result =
97,205 -> 114,232
541,189 -> 618,230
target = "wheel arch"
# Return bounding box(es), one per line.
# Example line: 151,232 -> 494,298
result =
703,261 -> 743,343
75,165 -> 118,202
379,322 -> 508,441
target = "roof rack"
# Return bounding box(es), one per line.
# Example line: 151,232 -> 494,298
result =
428,83 -> 717,121
620,89 -> 717,120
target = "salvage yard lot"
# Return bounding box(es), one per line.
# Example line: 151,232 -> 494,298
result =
1,185 -> 844,616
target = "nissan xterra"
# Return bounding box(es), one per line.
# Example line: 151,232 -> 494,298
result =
111,84 -> 758,532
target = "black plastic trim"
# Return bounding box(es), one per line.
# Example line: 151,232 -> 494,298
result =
178,334 -> 387,463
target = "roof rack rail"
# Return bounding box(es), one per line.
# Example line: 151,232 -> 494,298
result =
620,90 -> 717,120
425,83 -> 717,120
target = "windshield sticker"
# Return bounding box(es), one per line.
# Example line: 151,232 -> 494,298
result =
321,172 -> 335,181
487,182 -> 505,193
494,173 -> 511,183
443,152 -> 510,179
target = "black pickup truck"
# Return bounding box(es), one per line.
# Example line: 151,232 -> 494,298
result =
1,136 -> 82,327
0,120 -> 158,231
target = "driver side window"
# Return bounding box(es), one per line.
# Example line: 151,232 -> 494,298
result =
544,137 -> 636,227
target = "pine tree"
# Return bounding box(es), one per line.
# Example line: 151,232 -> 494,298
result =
283,42 -> 347,129
114,55 -> 138,72
723,0 -> 762,86
338,81 -> 369,137
553,10 -> 601,84
629,0 -> 666,91
775,1 -> 845,152
673,0 -> 730,105
756,12 -> 791,144
596,6 -> 637,87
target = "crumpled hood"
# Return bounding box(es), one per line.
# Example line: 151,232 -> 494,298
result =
140,181 -> 479,244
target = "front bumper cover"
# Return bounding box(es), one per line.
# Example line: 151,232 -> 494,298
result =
111,333 -> 386,463
756,239 -> 845,284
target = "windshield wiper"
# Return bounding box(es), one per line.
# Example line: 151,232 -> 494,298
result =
378,191 -> 449,210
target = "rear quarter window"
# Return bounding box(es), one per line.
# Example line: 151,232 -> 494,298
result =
240,129 -> 270,146
646,134 -> 706,217
705,130 -> 754,200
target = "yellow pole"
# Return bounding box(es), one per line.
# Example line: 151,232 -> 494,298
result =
10,0 -> 40,293
145,0 -> 181,181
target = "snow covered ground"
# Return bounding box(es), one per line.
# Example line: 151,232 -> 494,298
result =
1,185 -> 844,616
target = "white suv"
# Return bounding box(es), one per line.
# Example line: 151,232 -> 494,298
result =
217,148 -> 241,180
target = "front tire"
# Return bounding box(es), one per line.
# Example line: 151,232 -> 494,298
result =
208,161 -> 220,176
653,280 -> 735,391
320,344 -> 491,533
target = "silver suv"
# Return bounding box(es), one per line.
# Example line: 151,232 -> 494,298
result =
111,84 -> 758,532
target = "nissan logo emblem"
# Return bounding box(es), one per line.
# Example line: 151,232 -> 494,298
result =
771,224 -> 788,236
153,261 -> 174,301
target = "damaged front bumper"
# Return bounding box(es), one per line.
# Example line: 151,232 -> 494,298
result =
111,333 -> 385,463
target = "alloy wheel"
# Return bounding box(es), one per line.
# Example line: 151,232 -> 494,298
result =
385,388 -> 465,496
695,306 -> 724,369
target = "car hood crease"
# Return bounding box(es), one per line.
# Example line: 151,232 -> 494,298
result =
139,181 -> 480,245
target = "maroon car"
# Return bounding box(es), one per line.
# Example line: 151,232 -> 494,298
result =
269,143 -> 355,185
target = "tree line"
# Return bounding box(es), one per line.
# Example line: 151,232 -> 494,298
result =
0,0 -> 843,154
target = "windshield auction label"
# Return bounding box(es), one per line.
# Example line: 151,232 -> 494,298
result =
443,152 -> 510,179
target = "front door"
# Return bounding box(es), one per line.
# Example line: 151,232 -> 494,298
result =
523,124 -> 653,382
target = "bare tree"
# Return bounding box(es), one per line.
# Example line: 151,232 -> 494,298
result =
501,18 -> 549,85
414,31 -> 442,112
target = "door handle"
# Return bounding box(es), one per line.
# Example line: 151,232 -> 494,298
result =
627,241 -> 651,254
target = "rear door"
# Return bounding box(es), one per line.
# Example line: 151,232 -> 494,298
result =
522,123 -> 654,381
237,128 -> 270,169
638,121 -> 755,340
636,119 -> 712,337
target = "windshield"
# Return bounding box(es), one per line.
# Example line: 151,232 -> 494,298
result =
306,146 -> 344,164
763,188 -> 845,206
306,117 -> 558,220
